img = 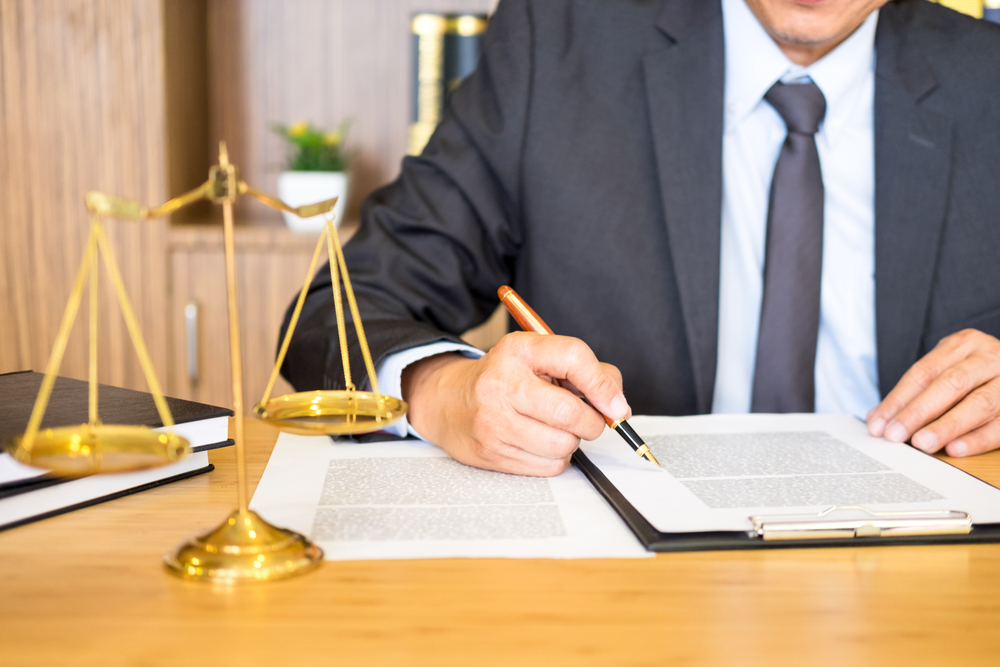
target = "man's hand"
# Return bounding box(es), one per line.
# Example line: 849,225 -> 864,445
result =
867,329 -> 1000,457
401,332 -> 630,476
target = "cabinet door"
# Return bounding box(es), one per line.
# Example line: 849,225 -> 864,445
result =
169,230 -> 317,412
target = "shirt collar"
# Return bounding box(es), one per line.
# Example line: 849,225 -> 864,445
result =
722,0 -> 879,134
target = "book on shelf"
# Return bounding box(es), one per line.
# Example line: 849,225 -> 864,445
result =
931,0 -> 992,19
408,12 -> 489,156
0,370 -> 233,531
445,14 -> 489,96
986,0 -> 1000,23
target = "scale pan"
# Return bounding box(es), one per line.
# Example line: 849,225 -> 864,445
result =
2,424 -> 190,477
253,390 -> 407,435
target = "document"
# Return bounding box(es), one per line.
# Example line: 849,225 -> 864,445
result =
250,433 -> 652,560
580,414 -> 1000,534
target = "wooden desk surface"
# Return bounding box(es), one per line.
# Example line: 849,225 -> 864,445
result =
2,419 -> 998,667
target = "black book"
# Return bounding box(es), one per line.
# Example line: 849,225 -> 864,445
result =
0,370 -> 233,531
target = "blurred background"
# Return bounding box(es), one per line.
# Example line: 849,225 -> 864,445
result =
0,0 -> 991,412
0,0 -> 501,412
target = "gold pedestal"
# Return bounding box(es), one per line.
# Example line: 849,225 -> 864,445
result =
164,509 -> 323,583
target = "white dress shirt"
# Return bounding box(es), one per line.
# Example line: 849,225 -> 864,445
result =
713,0 -> 881,418
376,0 -> 883,438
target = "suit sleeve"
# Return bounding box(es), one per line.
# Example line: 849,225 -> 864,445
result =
280,0 -> 533,391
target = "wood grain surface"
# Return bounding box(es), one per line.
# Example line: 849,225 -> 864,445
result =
1,418 -> 998,667
167,223 -> 326,410
0,0 -> 170,390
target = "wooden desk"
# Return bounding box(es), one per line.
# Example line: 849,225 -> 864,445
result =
2,419 -> 998,666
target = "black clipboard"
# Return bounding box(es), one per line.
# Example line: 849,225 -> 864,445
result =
572,450 -> 1000,552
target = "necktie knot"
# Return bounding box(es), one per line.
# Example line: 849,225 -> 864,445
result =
765,81 -> 826,135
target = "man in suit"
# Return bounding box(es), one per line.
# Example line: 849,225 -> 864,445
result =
282,0 -> 1000,476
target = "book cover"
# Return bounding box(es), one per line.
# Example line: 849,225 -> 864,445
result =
0,370 -> 232,445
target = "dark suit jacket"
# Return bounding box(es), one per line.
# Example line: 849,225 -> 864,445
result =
282,0 -> 1000,416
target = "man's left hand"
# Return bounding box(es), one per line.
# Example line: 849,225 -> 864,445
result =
867,329 -> 1000,457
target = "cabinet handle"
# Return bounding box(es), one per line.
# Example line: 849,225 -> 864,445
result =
185,301 -> 199,387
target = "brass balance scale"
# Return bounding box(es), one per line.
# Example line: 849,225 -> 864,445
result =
2,142 -> 406,582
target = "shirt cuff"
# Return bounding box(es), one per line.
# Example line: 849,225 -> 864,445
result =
376,341 -> 485,440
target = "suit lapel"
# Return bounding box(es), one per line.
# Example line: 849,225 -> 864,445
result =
873,2 -> 953,396
643,0 -> 725,413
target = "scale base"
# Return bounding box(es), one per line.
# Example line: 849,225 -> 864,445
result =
164,509 -> 323,583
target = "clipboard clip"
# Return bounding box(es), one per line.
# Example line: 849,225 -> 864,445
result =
749,505 -> 972,541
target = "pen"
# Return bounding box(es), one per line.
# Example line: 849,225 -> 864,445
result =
497,285 -> 663,469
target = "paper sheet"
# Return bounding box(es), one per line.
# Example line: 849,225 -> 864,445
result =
580,414 -> 1000,533
0,455 -> 48,485
249,433 -> 651,560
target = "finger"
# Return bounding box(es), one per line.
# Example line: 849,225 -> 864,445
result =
868,331 -> 982,436
909,377 -> 1000,453
884,354 -> 1000,445
943,417 -> 1000,458
561,363 -> 623,398
507,374 -> 607,441
505,333 -> 630,422
455,442 -> 572,477
555,363 -> 627,431
502,411 -> 582,461
452,423 -> 575,477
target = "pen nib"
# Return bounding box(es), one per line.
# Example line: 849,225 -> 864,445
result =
645,451 -> 663,469
635,443 -> 663,469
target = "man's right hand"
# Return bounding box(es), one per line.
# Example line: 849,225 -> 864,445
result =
400,332 -> 631,477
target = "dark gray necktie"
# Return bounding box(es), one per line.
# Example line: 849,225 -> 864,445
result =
751,80 -> 827,413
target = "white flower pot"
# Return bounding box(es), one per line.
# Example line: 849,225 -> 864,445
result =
277,171 -> 349,233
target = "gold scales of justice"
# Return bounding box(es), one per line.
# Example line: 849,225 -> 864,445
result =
2,142 -> 407,582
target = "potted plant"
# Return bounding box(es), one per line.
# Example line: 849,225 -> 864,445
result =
273,120 -> 351,232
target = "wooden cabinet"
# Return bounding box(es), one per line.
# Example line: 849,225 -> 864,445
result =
167,223 -> 331,410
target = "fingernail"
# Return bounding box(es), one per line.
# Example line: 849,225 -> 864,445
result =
948,440 -> 968,457
884,421 -> 908,442
911,431 -> 938,453
609,393 -> 629,420
868,416 -> 885,437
